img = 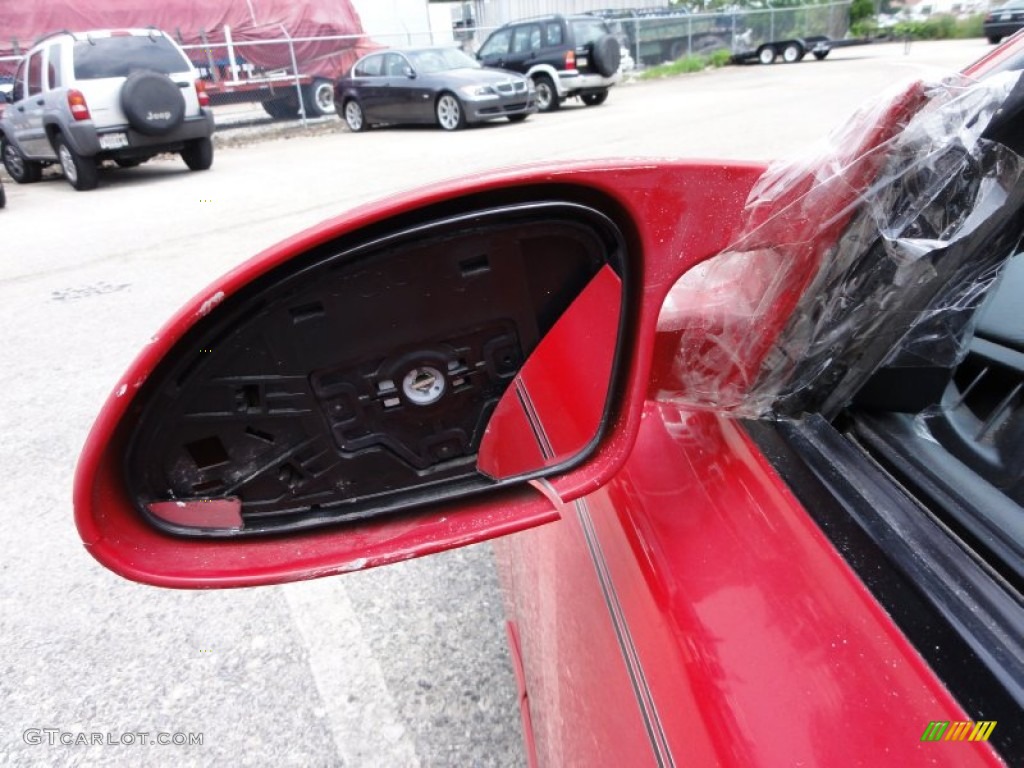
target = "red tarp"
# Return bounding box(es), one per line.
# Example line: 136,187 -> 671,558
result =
0,0 -> 377,79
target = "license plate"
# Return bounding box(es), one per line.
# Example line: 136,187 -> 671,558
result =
577,57 -> 588,67
99,133 -> 129,150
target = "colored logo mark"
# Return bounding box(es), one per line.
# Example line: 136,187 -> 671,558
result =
921,721 -> 997,742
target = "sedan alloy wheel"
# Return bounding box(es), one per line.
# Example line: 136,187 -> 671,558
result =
344,100 -> 366,132
436,93 -> 465,131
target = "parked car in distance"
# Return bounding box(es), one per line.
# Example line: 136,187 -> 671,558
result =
476,14 -> 622,112
75,35 -> 1024,767
335,47 -> 536,132
984,0 -> 1024,43
0,28 -> 214,191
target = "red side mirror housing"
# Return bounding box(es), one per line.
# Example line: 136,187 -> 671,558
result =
73,160 -> 764,588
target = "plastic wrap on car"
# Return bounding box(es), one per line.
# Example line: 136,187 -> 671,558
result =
655,70 -> 1024,419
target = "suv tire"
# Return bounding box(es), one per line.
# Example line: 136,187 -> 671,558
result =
533,75 -> 560,112
56,135 -> 99,191
592,35 -> 621,78
121,70 -> 186,136
2,138 -> 43,183
181,137 -> 214,171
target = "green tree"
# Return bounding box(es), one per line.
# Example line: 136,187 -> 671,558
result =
850,0 -> 875,24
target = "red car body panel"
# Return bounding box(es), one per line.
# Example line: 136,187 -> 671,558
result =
497,404 -> 1005,767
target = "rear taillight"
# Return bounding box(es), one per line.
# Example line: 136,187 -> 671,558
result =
565,50 -> 576,70
68,90 -> 91,121
195,78 -> 210,108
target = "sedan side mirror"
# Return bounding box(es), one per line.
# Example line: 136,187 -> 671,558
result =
74,161 -> 763,587
404,66 -> 416,79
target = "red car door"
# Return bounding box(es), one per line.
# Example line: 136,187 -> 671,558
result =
497,404 -> 1005,767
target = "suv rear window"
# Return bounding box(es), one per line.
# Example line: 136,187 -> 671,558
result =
570,19 -> 609,45
73,36 -> 189,80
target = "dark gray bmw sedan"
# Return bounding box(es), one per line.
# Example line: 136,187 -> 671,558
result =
335,47 -> 536,132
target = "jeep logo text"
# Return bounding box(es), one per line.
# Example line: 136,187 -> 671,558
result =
146,111 -> 171,121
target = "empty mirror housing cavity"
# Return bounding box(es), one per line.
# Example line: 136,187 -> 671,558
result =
124,201 -> 629,536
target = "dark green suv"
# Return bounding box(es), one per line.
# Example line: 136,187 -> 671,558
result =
477,14 -> 622,112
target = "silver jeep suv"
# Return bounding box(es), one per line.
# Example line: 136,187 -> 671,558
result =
0,29 -> 214,191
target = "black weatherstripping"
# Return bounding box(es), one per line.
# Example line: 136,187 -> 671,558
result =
745,417 -> 1024,764
851,253 -> 1024,589
123,201 -> 630,537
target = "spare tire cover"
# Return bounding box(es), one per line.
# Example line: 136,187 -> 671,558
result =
121,70 -> 185,136
592,35 -> 621,78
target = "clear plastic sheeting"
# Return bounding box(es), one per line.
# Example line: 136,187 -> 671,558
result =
656,70 -> 1024,419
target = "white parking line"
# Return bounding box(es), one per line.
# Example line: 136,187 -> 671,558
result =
284,578 -> 422,767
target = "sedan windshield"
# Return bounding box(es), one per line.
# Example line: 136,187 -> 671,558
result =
407,48 -> 480,74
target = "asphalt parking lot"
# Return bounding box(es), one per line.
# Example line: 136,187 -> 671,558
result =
0,39 -> 994,768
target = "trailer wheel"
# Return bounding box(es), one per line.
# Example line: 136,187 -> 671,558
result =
262,98 -> 296,120
303,79 -> 334,117
669,40 -> 689,61
813,50 -> 829,60
782,43 -> 804,63
758,46 -> 776,65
